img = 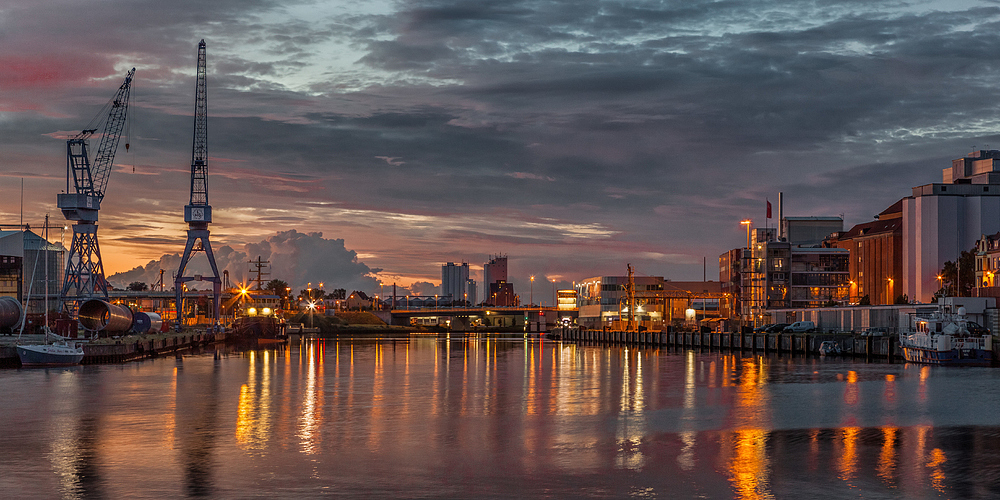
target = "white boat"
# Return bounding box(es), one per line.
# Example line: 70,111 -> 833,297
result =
899,305 -> 993,366
16,336 -> 84,367
15,216 -> 84,367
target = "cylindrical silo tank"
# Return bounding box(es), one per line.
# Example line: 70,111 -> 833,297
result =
131,312 -> 163,334
0,296 -> 23,330
78,299 -> 134,333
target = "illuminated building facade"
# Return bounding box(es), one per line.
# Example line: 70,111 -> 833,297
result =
827,202 -> 903,305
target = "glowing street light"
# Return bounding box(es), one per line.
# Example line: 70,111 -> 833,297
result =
530,276 -> 535,306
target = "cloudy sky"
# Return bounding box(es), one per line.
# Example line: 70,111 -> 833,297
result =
3,0 -> 999,299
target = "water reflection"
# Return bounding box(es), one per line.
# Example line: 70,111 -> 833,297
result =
7,338 -> 1000,498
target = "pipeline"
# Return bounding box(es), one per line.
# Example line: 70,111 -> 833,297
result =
0,296 -> 23,330
131,312 -> 163,334
78,299 -> 134,333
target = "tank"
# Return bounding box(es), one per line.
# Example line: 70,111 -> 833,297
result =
78,299 -> 133,333
0,296 -> 23,330
131,312 -> 163,334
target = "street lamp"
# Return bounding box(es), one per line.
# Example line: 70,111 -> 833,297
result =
551,279 -> 556,307
530,276 -> 535,306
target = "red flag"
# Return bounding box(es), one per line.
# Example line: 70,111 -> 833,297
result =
767,200 -> 772,219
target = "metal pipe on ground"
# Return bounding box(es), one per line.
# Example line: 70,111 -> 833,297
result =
78,300 -> 134,333
131,312 -> 163,334
0,296 -> 23,329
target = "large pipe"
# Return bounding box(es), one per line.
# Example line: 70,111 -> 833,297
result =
131,312 -> 163,334
0,296 -> 23,330
78,299 -> 134,333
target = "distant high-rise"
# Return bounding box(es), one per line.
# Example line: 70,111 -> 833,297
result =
466,278 -> 477,306
483,255 -> 508,305
442,262 -> 470,305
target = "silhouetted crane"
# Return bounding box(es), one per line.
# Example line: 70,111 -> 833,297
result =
175,40 -> 222,331
58,68 -> 135,313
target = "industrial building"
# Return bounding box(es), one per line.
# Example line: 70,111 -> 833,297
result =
441,262 -> 476,306
0,229 -> 65,314
575,276 -> 721,330
903,150 -> 1000,303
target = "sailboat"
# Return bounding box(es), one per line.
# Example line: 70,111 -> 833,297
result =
16,216 -> 84,367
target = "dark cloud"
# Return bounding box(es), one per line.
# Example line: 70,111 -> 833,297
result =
9,0 -> 1000,292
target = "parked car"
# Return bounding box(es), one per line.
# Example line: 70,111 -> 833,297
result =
783,321 -> 816,333
754,324 -> 774,333
765,323 -> 791,333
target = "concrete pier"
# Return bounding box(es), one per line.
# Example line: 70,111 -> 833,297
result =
551,327 -> 901,360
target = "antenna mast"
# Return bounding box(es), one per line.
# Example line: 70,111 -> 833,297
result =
174,40 -> 222,332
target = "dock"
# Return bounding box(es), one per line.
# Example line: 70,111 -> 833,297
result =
0,330 -> 225,368
552,327 -> 901,360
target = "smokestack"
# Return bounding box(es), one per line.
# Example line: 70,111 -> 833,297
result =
778,192 -> 784,240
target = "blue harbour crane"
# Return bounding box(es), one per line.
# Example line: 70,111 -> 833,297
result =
175,40 -> 222,331
58,68 -> 135,313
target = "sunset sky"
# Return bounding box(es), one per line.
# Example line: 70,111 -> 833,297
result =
4,0 -> 1000,297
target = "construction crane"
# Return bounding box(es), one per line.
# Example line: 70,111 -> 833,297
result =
175,40 -> 222,331
58,68 -> 135,313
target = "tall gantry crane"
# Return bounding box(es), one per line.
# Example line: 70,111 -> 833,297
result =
58,68 -> 135,313
175,40 -> 222,331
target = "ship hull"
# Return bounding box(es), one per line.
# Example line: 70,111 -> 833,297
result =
16,344 -> 84,367
900,344 -> 993,367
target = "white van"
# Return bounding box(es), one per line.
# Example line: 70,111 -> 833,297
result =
783,321 -> 816,333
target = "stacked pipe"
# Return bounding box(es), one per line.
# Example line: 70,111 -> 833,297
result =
0,296 -> 23,330
132,312 -> 163,334
78,299 -> 134,333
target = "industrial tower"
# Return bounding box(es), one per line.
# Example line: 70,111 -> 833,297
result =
175,40 -> 222,331
58,68 -> 135,313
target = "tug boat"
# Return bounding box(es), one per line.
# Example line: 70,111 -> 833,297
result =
899,306 -> 993,366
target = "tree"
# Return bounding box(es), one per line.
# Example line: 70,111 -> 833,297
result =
894,294 -> 909,305
858,294 -> 871,305
300,288 -> 325,301
127,281 -> 148,291
330,288 -> 347,300
265,279 -> 289,296
940,248 -> 977,297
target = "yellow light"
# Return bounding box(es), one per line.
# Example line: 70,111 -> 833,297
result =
247,307 -> 257,315
262,307 -> 272,315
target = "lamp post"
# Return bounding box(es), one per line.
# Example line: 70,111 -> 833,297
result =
530,276 -> 535,306
435,294 -> 438,308
551,279 -> 556,307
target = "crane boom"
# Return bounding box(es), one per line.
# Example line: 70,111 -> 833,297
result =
59,68 -> 135,313
60,68 -> 134,222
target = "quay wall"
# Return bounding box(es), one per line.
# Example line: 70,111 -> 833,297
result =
0,331 -> 225,367
552,327 -> 900,360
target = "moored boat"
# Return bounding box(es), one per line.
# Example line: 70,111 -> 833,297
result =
899,306 -> 993,366
16,340 -> 84,367
818,340 -> 842,356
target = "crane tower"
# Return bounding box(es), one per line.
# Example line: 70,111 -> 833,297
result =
175,40 -> 222,331
58,68 -> 135,313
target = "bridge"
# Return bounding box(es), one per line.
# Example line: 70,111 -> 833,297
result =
373,306 -> 574,330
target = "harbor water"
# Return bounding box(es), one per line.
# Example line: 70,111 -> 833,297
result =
3,335 -> 1000,498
